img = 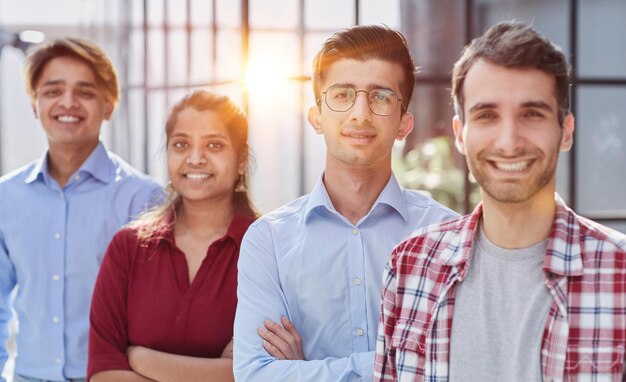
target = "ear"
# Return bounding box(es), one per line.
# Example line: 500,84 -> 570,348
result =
452,115 -> 466,155
31,103 -> 39,119
395,112 -> 414,141
307,106 -> 323,135
559,113 -> 575,152
238,151 -> 249,174
103,102 -> 114,121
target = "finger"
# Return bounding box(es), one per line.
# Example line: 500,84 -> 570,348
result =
258,326 -> 291,356
264,319 -> 294,345
262,339 -> 286,360
281,316 -> 303,344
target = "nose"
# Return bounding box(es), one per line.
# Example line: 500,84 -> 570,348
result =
347,91 -> 373,123
186,147 -> 207,165
59,90 -> 79,108
494,117 -> 525,155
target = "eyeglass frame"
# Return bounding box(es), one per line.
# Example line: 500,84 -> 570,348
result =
316,85 -> 406,116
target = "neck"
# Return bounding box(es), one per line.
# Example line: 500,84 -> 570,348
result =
481,190 -> 556,249
177,197 -> 235,237
47,140 -> 99,188
323,158 -> 392,225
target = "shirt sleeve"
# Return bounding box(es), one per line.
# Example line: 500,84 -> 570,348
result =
234,221 -> 374,381
0,231 -> 16,382
87,229 -> 134,380
374,260 -> 398,382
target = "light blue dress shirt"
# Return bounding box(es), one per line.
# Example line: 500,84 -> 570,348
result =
0,142 -> 162,381
234,174 -> 458,381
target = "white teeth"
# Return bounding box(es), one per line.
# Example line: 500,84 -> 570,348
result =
494,161 -> 531,172
185,173 -> 211,180
57,115 -> 80,123
347,134 -> 370,138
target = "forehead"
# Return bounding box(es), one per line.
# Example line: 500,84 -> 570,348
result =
37,56 -> 98,87
171,108 -> 231,138
463,59 -> 558,110
322,58 -> 404,91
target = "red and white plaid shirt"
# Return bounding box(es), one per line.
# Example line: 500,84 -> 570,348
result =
375,195 -> 626,382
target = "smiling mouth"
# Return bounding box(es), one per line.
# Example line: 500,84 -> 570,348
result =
55,115 -> 82,123
184,173 -> 212,180
490,160 -> 532,172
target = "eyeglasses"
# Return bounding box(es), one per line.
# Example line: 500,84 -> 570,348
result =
318,85 -> 404,116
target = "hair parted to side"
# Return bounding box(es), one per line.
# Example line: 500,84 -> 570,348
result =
130,90 -> 258,242
451,21 -> 571,125
312,24 -> 417,112
23,37 -> 119,107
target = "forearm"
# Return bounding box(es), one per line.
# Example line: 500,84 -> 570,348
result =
235,350 -> 375,381
90,370 -> 154,382
129,346 -> 234,382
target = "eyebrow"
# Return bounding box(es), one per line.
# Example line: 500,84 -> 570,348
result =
468,100 -> 554,114
170,132 -> 228,139
40,80 -> 98,89
330,82 -> 395,92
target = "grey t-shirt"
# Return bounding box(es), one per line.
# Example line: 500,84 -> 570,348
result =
448,225 -> 552,382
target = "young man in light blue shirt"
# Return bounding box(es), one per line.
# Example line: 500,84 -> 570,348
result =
0,38 -> 162,382
234,25 -> 458,381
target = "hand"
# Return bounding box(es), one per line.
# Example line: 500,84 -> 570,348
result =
257,316 -> 304,360
220,338 -> 234,359
127,345 -> 149,373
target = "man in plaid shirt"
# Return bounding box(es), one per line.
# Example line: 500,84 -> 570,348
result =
374,21 -> 626,382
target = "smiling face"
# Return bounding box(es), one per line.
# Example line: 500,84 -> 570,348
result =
32,56 -> 112,151
453,59 -> 574,205
308,58 -> 413,171
167,107 -> 244,207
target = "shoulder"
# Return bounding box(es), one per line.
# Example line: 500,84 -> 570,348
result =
249,193 -> 310,228
106,151 -> 160,188
576,214 -> 626,255
0,161 -> 36,187
390,214 -> 469,273
402,188 -> 458,217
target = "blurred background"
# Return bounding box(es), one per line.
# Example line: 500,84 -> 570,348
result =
0,0 -> 624,224
0,0 -> 625,379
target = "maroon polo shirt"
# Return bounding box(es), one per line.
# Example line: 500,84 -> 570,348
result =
88,212 -> 254,379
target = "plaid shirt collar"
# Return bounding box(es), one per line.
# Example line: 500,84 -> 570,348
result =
442,193 -> 584,279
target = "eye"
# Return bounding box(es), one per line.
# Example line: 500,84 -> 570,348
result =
523,109 -> 545,119
370,90 -> 394,104
41,88 -> 62,97
171,141 -> 187,149
208,142 -> 224,150
475,111 -> 497,121
77,90 -> 96,99
328,87 -> 354,102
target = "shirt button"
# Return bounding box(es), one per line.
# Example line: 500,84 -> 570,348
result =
352,228 -> 359,235
354,278 -> 361,286
75,174 -> 80,180
55,357 -> 62,364
52,274 -> 60,281
54,233 -> 61,240
356,328 -> 364,336
59,192 -> 64,199
52,316 -> 60,324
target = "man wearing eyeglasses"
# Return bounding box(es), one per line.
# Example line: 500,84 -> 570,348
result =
234,25 -> 457,381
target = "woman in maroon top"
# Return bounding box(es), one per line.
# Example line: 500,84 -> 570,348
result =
88,90 -> 257,382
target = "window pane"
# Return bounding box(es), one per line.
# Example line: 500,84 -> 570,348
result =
147,91 -> 168,183
305,0 -> 354,29
191,0 -> 213,26
147,29 -> 165,86
249,32 -> 300,78
167,29 -> 188,86
250,0 -> 298,29
578,0 -> 626,77
166,0 -> 187,27
216,0 -> 240,28
131,0 -> 145,27
128,29 -> 145,86
472,0 -> 569,54
401,0 -> 464,77
147,0 -> 164,26
304,32 -> 331,77
127,89 -> 146,171
190,30 -> 214,84
576,86 -> 626,214
216,30 -> 242,82
360,0 -> 400,27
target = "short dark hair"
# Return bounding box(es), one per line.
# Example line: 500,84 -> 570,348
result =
23,37 -> 119,107
312,24 -> 417,112
451,21 -> 571,124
